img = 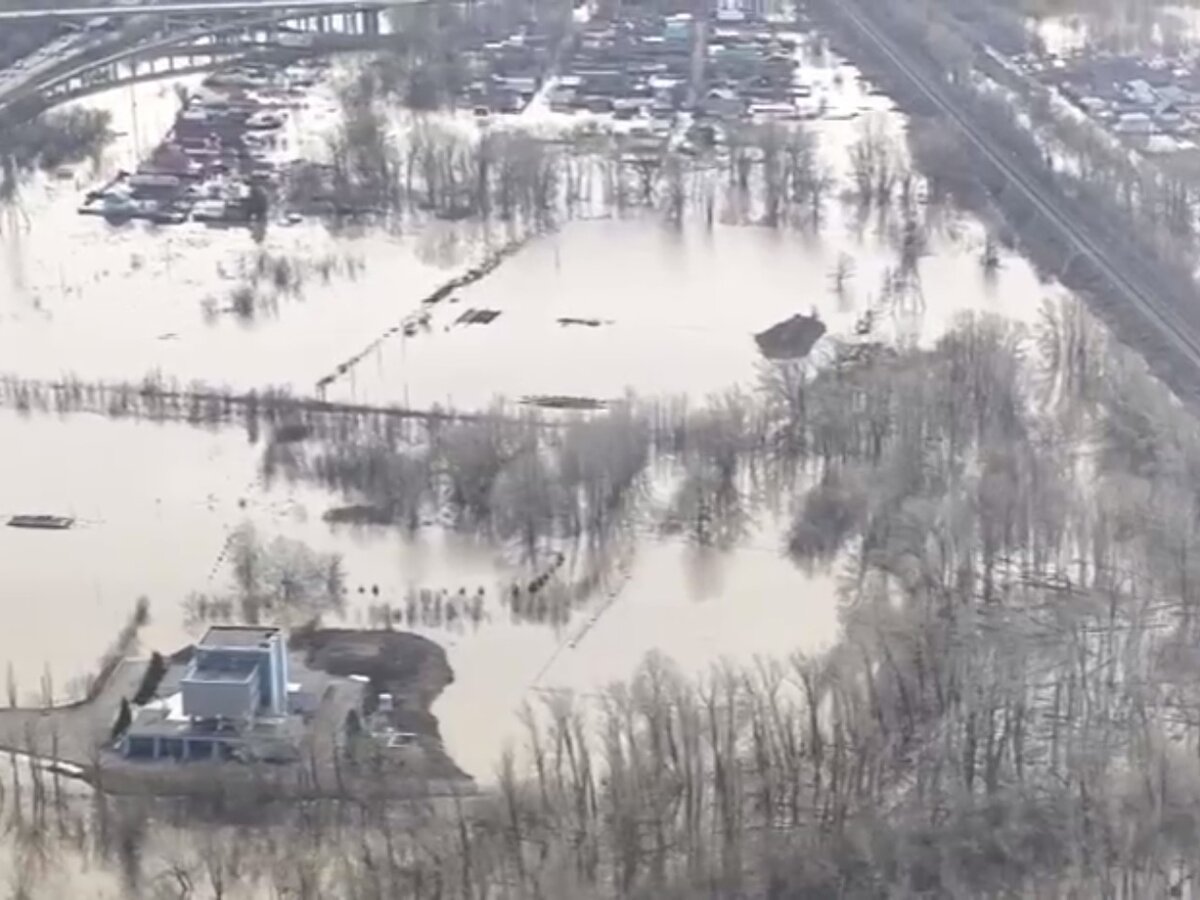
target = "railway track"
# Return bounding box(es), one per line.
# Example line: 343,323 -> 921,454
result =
833,0 -> 1200,373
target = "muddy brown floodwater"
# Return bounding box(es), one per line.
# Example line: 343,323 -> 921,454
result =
0,39 -> 1077,795
0,21 -> 1134,898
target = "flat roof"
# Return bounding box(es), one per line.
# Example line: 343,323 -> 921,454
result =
199,625 -> 281,649
184,662 -> 257,683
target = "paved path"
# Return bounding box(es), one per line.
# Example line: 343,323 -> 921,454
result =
0,658 -> 147,767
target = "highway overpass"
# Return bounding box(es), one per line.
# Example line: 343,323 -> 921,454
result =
0,0 -> 406,20
0,0 -> 422,116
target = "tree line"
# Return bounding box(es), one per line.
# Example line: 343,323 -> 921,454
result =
4,303 -> 1200,895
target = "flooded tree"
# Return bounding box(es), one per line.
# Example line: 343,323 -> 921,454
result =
830,252 -> 854,298
0,108 -> 112,203
329,97 -> 400,211
208,523 -> 346,625
5,306 -> 1200,897
848,115 -> 902,205
491,445 -> 560,561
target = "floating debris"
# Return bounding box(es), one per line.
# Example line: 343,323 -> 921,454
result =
7,515 -> 75,530
272,422 -> 312,444
323,504 -> 394,525
456,308 -> 502,325
315,236 -> 530,393
557,317 -> 611,328
520,395 -> 608,410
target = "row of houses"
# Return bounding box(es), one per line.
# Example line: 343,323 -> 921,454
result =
80,64 -> 297,224
703,27 -> 802,118
1044,53 -> 1200,144
550,13 -> 694,117
451,3 -> 805,123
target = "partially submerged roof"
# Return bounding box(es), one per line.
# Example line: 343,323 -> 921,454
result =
199,625 -> 281,649
7,514 -> 74,530
755,313 -> 827,361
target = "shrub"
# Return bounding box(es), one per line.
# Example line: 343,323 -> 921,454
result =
132,652 -> 166,705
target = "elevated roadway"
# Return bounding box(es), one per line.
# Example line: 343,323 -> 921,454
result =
831,0 -> 1200,374
0,0 -> 395,20
0,0 -> 421,115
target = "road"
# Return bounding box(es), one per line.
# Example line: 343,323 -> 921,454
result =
0,29 -> 106,100
835,0 -> 1200,373
0,14 -> 170,111
0,657 -> 148,765
0,0 -> 429,113
0,0 -> 390,21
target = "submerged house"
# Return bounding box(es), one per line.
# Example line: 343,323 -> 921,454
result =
120,626 -> 293,762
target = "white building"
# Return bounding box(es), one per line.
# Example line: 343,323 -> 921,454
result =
121,626 -> 292,762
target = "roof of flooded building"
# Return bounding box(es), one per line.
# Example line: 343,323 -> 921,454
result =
199,625 -> 282,648
186,657 -> 259,681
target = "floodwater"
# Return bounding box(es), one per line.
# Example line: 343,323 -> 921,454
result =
1,50 -> 1058,408
0,410 -> 272,699
0,70 -> 503,394
0,405 -> 839,781
331,210 -> 1051,409
397,517 -> 843,780
0,21 -> 1120,900
0,27 -> 1068,792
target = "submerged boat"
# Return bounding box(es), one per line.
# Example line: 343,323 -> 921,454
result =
7,515 -> 75,530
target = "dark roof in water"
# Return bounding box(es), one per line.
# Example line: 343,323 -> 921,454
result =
199,625 -> 281,649
754,313 -> 826,360
7,515 -> 74,530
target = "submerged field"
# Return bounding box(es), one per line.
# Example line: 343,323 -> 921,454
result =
1,46 -> 1061,405
0,406 -> 845,779
0,35 -> 1078,785
4,0 -> 1200,894
0,15 -> 1083,799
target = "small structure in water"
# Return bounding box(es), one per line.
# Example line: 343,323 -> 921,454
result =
521,395 -> 608,410
456,308 -> 502,325
754,312 -> 827,360
7,514 -> 74,530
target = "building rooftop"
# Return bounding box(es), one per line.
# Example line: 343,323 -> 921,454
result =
199,625 -> 281,649
185,659 -> 258,682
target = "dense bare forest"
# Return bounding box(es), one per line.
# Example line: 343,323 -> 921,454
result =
4,301 -> 1200,897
